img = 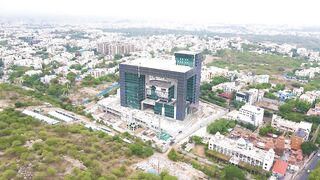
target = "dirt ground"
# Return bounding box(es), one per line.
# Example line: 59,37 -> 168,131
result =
193,145 -> 205,157
203,55 -> 221,65
68,83 -> 112,104
0,91 -> 41,109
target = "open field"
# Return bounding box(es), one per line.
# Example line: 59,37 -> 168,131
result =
0,84 -> 42,109
207,50 -> 306,75
0,109 -> 154,179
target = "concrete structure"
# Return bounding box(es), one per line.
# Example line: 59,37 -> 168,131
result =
22,110 -> 59,125
235,89 -> 259,105
208,132 -> 275,171
237,104 -> 264,126
307,102 -> 320,116
271,114 -> 312,141
97,42 -> 135,56
271,114 -> 298,133
119,51 -> 202,120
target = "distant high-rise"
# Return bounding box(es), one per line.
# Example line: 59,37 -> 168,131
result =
97,42 -> 135,56
119,51 -> 202,120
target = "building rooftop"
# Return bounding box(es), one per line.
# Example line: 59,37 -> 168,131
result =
240,104 -> 263,113
175,50 -> 199,56
209,132 -> 272,162
122,58 -> 192,73
298,121 -> 312,132
22,110 -> 59,125
272,160 -> 288,176
295,128 -> 308,138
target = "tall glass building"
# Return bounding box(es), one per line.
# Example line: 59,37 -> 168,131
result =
119,51 -> 202,120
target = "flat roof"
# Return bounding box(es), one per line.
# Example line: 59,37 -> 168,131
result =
175,50 -> 199,55
122,58 -> 192,73
48,111 -> 74,122
22,110 -> 60,125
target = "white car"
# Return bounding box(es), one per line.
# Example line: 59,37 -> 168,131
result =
307,170 -> 311,173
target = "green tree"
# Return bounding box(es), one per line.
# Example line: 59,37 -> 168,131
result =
67,72 -> 77,83
207,119 -> 236,134
222,165 -> 245,180
168,149 -> 179,161
191,135 -> 203,145
301,141 -> 317,155
160,171 -> 178,180
309,162 -> 320,180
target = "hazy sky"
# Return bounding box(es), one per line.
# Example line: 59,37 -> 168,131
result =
1,0 -> 319,26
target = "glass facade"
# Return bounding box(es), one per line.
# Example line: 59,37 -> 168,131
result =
186,75 -> 196,103
124,72 -> 145,109
175,54 -> 194,67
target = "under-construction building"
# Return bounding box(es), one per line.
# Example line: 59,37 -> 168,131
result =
119,51 -> 202,120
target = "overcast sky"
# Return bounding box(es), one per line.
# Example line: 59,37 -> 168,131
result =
1,0 -> 319,26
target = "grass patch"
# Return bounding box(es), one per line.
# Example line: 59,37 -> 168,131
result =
208,50 -> 305,75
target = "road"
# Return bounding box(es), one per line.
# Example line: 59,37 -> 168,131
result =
294,150 -> 320,180
173,103 -> 228,144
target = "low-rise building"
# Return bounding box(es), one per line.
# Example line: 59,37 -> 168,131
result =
212,81 -> 241,92
271,114 -> 297,133
307,103 -> 320,116
237,104 -> 264,126
208,132 -> 275,171
299,91 -> 320,104
277,90 -> 294,101
272,160 -> 288,178
40,74 -> 57,84
236,89 -> 259,105
271,114 -> 312,141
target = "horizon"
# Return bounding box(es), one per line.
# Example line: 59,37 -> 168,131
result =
1,0 -> 320,27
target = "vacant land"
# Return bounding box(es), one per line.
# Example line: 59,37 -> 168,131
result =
0,84 -> 42,109
207,50 -> 305,75
0,109 -> 154,179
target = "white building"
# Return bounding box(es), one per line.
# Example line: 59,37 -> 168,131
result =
40,75 -> 57,84
25,70 -> 42,76
271,114 -> 312,140
299,91 -> 320,104
237,104 -> 264,126
235,89 -> 259,105
208,132 -> 275,171
211,82 -> 242,92
271,114 -> 298,133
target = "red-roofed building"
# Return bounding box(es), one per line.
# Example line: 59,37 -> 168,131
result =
272,160 -> 288,178
219,92 -> 233,100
